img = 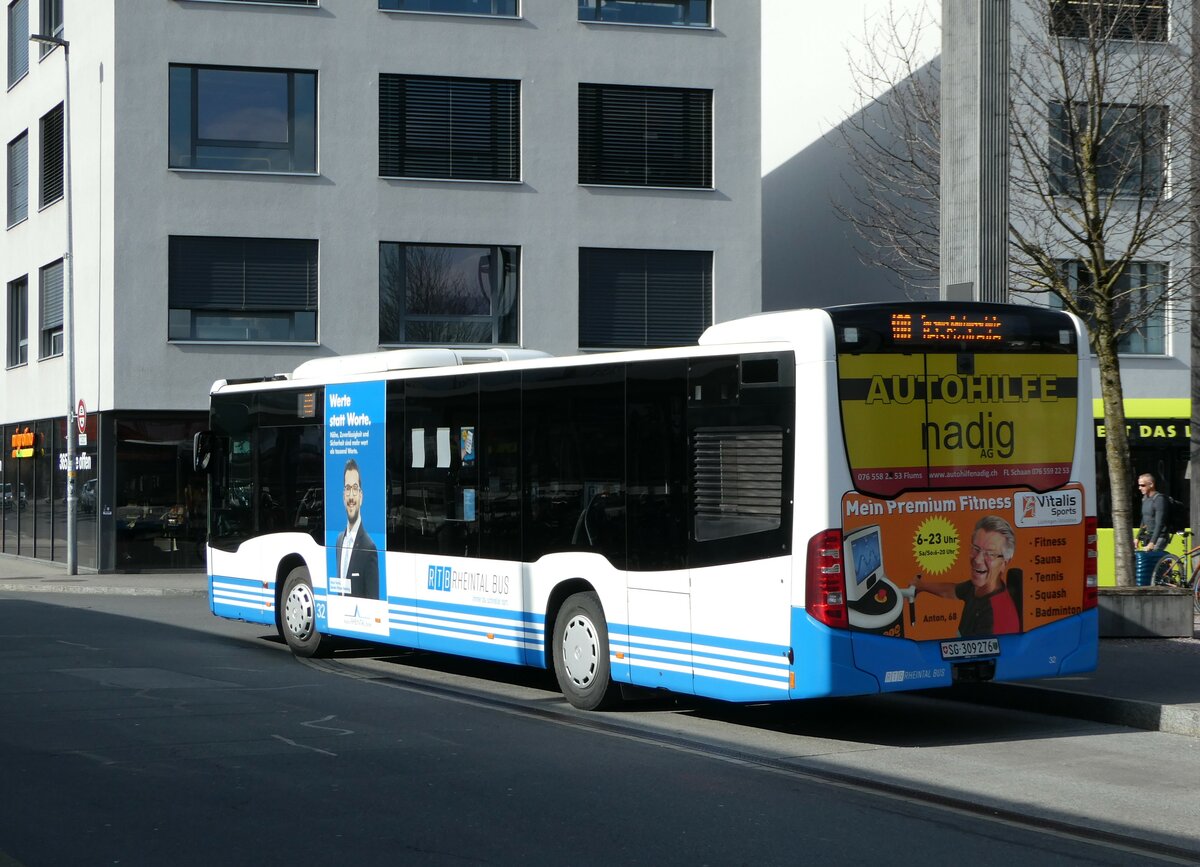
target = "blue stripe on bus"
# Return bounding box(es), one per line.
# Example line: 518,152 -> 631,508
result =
210,574 -> 275,626
623,622 -> 787,657
391,596 -> 546,625
383,598 -> 546,666
615,622 -> 794,700
619,642 -> 791,681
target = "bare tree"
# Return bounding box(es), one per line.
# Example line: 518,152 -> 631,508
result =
840,0 -> 1192,585
1007,0 -> 1192,586
834,0 -> 941,297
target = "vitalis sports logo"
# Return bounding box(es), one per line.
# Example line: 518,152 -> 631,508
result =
1013,489 -> 1083,527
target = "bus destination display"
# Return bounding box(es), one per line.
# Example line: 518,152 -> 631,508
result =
831,303 -> 1077,355
890,311 -> 1002,344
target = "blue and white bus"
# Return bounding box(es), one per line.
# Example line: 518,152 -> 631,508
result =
197,302 -> 1098,710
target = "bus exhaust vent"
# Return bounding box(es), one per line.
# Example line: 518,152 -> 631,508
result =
693,427 -> 783,542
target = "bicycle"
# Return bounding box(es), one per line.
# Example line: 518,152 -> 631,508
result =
1149,530 -> 1200,614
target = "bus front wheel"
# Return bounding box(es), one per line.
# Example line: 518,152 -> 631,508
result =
552,592 -> 619,711
281,566 -> 330,658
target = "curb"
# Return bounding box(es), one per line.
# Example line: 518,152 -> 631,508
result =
937,681 -> 1200,738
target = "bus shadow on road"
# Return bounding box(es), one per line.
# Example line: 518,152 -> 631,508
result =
292,634 -> 1117,750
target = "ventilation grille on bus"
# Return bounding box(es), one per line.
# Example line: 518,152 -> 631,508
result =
693,427 -> 783,542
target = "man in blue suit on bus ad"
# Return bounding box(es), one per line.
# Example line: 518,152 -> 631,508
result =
335,458 -> 379,599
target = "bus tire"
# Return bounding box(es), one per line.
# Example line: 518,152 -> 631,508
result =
281,566 -> 330,658
552,591 -> 619,711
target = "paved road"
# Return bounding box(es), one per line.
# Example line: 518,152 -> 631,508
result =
9,593 -> 1185,866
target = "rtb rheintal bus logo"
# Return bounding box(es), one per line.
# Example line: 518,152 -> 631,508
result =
428,565 -> 453,592
427,564 -> 512,596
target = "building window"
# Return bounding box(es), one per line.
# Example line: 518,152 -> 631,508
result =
579,83 -> 712,188
37,0 -> 61,55
579,248 -> 711,349
38,258 -> 62,358
380,243 -> 518,345
379,0 -> 517,15
1057,260 -> 1167,354
168,236 -> 318,342
8,0 -> 29,87
6,276 -> 27,367
38,102 -> 62,207
379,74 -> 520,182
1050,102 -> 1165,197
578,0 -> 711,27
6,131 -> 27,227
1050,0 -> 1167,41
169,65 -> 317,173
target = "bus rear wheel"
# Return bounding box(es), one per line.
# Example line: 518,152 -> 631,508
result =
552,592 -> 619,711
281,566 -> 330,658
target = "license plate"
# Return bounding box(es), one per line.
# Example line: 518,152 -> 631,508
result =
940,638 -> 1000,660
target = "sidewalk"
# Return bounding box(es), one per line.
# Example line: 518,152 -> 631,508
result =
0,553 -> 207,597
2,553 -> 1198,736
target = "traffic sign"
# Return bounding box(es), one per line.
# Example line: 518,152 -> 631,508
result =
76,399 -> 87,434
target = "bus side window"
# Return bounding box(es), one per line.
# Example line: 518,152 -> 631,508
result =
687,354 -> 795,568
523,364 -> 626,563
627,359 -> 688,571
479,371 -> 521,561
405,375 -> 480,558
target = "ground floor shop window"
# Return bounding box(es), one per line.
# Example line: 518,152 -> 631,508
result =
113,414 -> 207,570
0,417 -> 97,569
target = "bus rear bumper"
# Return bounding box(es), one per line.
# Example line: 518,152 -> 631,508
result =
846,608 -> 1099,693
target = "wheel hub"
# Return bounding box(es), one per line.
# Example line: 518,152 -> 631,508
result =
285,582 -> 315,641
561,614 -> 598,688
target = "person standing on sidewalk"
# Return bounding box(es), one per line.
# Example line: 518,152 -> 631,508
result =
1137,473 -> 1169,552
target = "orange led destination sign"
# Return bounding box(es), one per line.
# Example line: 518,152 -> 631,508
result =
834,304 -> 1076,357
891,312 -> 1003,343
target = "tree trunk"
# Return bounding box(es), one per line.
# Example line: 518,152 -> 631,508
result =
1095,340 -> 1135,587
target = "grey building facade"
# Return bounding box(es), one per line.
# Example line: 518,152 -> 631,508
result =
2,0 -> 761,570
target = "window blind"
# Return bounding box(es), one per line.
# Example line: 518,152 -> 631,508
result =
39,259 -> 63,329
39,104 -> 63,206
7,132 -> 28,226
579,83 -> 712,188
8,0 -> 28,86
579,248 -> 712,348
380,74 -> 520,181
169,236 -> 318,311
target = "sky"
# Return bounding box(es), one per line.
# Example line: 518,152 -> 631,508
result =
761,0 -> 939,175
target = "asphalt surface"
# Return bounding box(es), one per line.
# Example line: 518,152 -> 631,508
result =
2,553 -> 1198,737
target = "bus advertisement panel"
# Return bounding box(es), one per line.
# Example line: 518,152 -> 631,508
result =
835,310 -> 1078,497
840,485 -> 1087,641
829,306 -> 1088,644
323,381 -> 388,636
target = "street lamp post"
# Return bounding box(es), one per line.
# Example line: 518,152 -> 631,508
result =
30,33 -> 76,575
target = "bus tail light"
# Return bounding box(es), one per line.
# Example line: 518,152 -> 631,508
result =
1082,516 -> 1098,610
806,529 -> 848,629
